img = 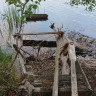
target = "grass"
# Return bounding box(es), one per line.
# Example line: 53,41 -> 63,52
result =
0,7 -> 21,95
0,47 -> 17,96
3,6 -> 21,34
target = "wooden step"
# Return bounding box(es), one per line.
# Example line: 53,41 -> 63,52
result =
32,86 -> 92,96
26,14 -> 48,21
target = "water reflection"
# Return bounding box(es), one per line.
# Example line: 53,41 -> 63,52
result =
0,0 -> 96,38
70,0 -> 96,11
24,0 -> 96,38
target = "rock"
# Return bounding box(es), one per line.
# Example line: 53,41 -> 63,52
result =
18,79 -> 34,96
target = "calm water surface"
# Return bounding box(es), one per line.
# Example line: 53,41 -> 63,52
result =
0,0 -> 96,38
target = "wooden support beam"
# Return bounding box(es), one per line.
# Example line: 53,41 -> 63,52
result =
13,36 -> 26,77
13,44 -> 34,57
23,40 -> 57,47
14,31 -> 63,36
76,61 -> 92,91
13,44 -> 24,58
68,43 -> 78,96
26,14 -> 48,21
52,41 -> 59,96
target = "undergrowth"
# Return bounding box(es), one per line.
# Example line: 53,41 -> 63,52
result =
0,47 -> 17,96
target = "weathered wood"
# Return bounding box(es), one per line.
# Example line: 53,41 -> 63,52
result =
26,14 -> 48,21
58,35 -> 70,75
13,36 -> 26,77
76,61 -> 92,91
23,40 -> 91,56
13,44 -> 24,58
31,62 -> 92,96
14,31 -> 63,36
51,25 -> 71,75
18,36 -> 26,74
52,40 -> 60,96
14,44 -> 35,58
68,43 -> 78,96
23,40 -> 56,47
32,87 -> 92,96
52,28 -> 70,96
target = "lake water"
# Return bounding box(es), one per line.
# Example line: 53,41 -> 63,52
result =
0,0 -> 96,38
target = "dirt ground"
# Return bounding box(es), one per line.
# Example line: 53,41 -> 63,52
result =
82,66 -> 96,96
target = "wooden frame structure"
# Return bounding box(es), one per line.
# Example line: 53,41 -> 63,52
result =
13,31 -> 92,96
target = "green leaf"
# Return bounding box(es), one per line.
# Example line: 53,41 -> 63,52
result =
35,1 -> 40,4
17,9 -> 21,12
26,0 -> 29,3
16,5 -> 21,7
22,20 -> 27,24
38,0 -> 41,2
33,5 -> 38,9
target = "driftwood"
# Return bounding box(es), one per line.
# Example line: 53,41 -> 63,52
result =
26,14 -> 48,21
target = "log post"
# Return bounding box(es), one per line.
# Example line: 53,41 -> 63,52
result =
52,39 -> 60,96
52,32 -> 70,96
13,34 -> 26,77
17,35 -> 26,74
68,42 -> 78,96
52,26 -> 70,75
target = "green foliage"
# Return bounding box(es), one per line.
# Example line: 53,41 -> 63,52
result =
0,91 -> 4,96
3,6 -> 21,33
0,47 -> 17,95
5,0 -> 43,25
70,0 -> 96,11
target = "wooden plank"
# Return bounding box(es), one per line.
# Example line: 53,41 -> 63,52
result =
76,61 -> 92,91
14,31 -> 63,36
26,14 -> 48,21
23,40 -> 57,47
68,43 -> 78,96
32,86 -> 92,96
